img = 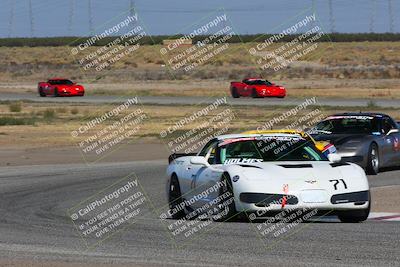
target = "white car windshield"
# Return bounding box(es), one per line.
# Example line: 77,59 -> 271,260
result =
217,138 -> 328,163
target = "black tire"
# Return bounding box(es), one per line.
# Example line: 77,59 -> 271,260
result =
54,87 -> 59,97
168,174 -> 186,219
251,88 -> 259,98
212,173 -> 237,222
38,87 -> 46,97
338,201 -> 370,223
231,87 -> 239,98
366,143 -> 379,175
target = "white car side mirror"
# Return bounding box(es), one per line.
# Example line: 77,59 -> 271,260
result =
190,156 -> 209,166
328,153 -> 341,163
386,129 -> 399,136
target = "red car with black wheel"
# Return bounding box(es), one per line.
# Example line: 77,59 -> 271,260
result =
38,78 -> 85,97
230,78 -> 286,98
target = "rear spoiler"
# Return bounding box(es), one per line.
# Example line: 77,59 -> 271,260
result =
168,153 -> 197,164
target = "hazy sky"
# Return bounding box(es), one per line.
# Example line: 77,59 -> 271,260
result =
0,0 -> 398,37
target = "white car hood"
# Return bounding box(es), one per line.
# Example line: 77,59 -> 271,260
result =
225,161 -> 364,182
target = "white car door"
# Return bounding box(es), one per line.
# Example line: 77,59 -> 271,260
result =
179,140 -> 219,206
191,143 -> 224,209
179,161 -> 207,203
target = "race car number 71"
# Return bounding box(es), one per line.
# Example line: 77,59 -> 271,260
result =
329,179 -> 348,190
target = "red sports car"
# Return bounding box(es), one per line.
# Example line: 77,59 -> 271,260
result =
230,78 -> 286,98
38,78 -> 85,97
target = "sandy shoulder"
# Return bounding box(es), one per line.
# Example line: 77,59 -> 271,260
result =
370,185 -> 400,213
0,143 -> 169,167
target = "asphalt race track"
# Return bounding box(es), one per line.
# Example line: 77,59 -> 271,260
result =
2,92 -> 400,108
0,160 -> 399,266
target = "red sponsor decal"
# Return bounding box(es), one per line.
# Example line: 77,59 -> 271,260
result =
281,184 -> 289,208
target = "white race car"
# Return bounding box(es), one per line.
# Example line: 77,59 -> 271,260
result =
166,133 -> 370,223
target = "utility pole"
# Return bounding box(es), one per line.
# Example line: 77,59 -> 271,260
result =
311,0 -> 316,29
369,0 -> 376,33
68,0 -> 74,35
388,0 -> 394,33
130,0 -> 135,17
130,0 -> 136,31
328,0 -> 335,33
29,0 -> 34,37
8,0 -> 15,37
88,0 -> 94,34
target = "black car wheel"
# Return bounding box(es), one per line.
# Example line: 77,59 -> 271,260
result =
168,174 -> 186,219
366,143 -> 379,175
38,87 -> 46,97
212,173 -> 237,222
54,88 -> 59,97
251,88 -> 259,98
231,87 -> 239,98
338,201 -> 370,223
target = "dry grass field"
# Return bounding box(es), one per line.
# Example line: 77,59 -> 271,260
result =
0,42 -> 399,98
1,100 -> 399,149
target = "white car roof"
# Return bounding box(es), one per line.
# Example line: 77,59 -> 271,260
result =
216,133 -> 302,140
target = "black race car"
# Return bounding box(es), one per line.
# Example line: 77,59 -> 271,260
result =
310,113 -> 400,175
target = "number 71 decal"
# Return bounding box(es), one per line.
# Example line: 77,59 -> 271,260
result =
329,179 -> 347,190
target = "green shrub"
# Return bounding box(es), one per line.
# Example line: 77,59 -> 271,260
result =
56,107 -> 67,113
1,34 -> 400,47
367,100 -> 379,108
0,117 -> 35,126
70,107 -> 79,115
9,102 -> 22,112
43,108 -> 56,121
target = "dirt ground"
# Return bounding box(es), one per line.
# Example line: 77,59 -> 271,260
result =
370,185 -> 400,213
0,143 -> 169,167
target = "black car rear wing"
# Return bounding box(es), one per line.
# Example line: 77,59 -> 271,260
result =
168,153 -> 197,164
